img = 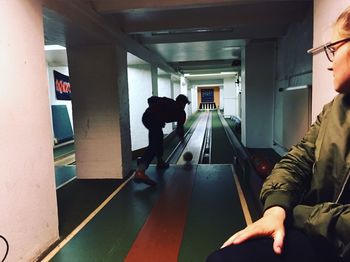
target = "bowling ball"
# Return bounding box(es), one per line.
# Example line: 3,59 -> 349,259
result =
256,160 -> 272,177
183,151 -> 193,162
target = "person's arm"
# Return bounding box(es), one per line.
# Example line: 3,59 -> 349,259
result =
221,102 -> 332,254
261,102 -> 331,213
176,111 -> 186,141
293,202 -> 350,257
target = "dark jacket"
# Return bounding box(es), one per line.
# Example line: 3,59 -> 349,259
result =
144,96 -> 186,137
261,94 -> 350,258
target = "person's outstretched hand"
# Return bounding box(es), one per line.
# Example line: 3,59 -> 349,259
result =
221,206 -> 286,255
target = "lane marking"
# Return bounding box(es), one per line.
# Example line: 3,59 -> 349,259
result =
231,165 -> 253,225
42,174 -> 135,261
56,176 -> 76,190
125,167 -> 196,262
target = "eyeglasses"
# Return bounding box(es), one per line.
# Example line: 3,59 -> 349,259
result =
307,37 -> 350,62
324,37 -> 350,62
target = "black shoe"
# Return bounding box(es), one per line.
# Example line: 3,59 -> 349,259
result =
156,161 -> 170,170
133,170 -> 157,186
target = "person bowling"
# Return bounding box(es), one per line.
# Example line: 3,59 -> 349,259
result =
134,94 -> 191,186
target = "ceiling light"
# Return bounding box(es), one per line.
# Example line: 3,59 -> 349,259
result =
222,46 -> 240,50
184,72 -> 236,77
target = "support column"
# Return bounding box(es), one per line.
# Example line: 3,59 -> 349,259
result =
158,73 -> 173,134
181,76 -> 192,116
170,79 -> 175,99
0,0 -> 59,260
223,77 -> 236,117
241,41 -> 275,147
67,45 -> 132,179
219,85 -> 224,111
151,65 -> 158,96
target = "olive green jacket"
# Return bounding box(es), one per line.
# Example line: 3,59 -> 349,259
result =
261,94 -> 350,258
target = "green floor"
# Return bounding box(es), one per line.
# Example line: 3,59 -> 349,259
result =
51,110 -> 282,260
56,178 -> 125,238
51,165 -> 246,261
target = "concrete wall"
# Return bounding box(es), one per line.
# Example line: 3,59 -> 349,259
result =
219,86 -> 224,110
128,64 -> 152,150
273,4 -> 313,151
223,77 -> 237,117
0,0 -> 59,260
158,74 -> 173,135
67,45 -> 131,179
242,41 -> 275,148
173,80 -> 181,98
181,76 -> 193,116
312,0 -> 350,121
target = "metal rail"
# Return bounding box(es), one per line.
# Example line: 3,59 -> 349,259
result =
166,111 -> 210,165
199,111 -> 212,164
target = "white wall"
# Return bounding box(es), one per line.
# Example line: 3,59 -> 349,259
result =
219,86 -> 224,110
273,4 -> 312,151
173,80 -> 181,99
312,0 -> 350,121
128,65 -> 153,150
191,85 -> 198,113
158,74 -> 173,135
0,0 -> 59,260
181,76 -> 193,116
223,77 -> 237,117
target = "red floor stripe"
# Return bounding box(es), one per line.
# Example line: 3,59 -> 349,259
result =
125,167 -> 196,262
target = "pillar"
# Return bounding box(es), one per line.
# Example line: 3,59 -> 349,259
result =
241,41 -> 275,147
67,45 -> 132,179
151,65 -> 158,96
0,0 -> 59,260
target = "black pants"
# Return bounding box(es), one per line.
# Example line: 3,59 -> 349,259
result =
206,229 -> 341,262
138,112 -> 164,170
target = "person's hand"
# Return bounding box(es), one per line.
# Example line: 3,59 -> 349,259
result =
221,206 -> 286,255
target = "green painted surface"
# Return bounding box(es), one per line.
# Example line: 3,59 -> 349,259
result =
211,112 -> 236,164
57,178 -> 124,238
51,166 -> 173,262
211,111 -> 262,221
55,166 -> 76,188
54,143 -> 75,159
179,164 -> 247,262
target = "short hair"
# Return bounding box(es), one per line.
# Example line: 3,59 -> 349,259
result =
176,94 -> 191,104
336,6 -> 350,37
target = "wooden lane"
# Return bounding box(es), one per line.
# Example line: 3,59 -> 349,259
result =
47,165 -> 249,261
49,166 -> 172,262
179,164 -> 248,261
125,164 -> 197,262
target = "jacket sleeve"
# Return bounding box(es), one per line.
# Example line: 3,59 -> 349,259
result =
260,101 -> 332,212
293,203 -> 350,258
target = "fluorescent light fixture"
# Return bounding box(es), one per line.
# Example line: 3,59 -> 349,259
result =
222,46 -> 240,50
279,85 -> 311,92
184,72 -> 236,77
44,45 -> 66,51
